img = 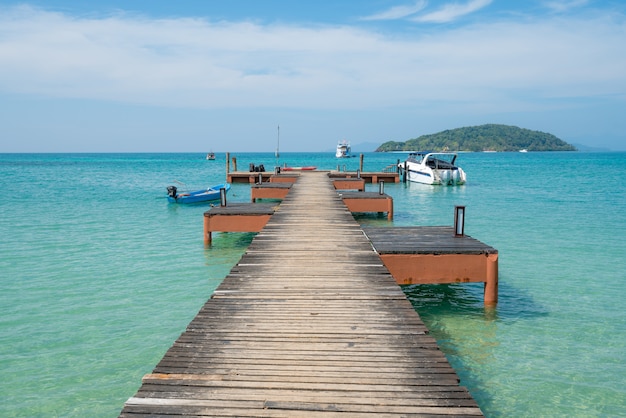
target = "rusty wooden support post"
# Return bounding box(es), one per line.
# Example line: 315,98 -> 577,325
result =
203,214 -> 212,245
484,253 -> 499,306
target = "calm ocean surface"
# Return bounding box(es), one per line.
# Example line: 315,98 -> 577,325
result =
1,151 -> 625,417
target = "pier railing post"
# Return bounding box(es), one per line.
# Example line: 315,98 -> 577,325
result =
454,206 -> 465,237
220,188 -> 227,207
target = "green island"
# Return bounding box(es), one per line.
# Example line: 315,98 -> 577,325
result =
375,124 -> 576,152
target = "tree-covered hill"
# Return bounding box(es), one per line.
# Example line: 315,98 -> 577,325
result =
376,124 -> 576,152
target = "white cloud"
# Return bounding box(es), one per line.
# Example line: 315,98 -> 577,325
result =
360,0 -> 427,21
0,4 -> 625,113
411,0 -> 493,23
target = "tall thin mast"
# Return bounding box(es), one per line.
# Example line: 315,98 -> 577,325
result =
275,125 -> 280,158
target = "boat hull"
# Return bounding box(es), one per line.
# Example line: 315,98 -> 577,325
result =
400,152 -> 466,186
336,140 -> 352,158
406,167 -> 465,185
167,183 -> 231,204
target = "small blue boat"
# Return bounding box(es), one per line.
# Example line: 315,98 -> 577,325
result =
166,183 -> 231,204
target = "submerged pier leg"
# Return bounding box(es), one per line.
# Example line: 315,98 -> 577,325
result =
203,215 -> 212,245
484,253 -> 499,306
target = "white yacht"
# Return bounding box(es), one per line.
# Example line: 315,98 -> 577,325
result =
399,152 -> 466,185
336,140 -> 352,158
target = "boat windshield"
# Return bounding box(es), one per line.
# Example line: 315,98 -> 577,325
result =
408,152 -> 457,167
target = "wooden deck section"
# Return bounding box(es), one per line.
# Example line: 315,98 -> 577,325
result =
364,227 -> 499,306
339,191 -> 394,220
229,170 -> 399,184
251,183 -> 293,202
121,171 -> 483,417
269,173 -> 299,183
329,171 -> 399,184
228,171 -> 273,183
332,177 -> 365,191
203,203 -> 276,245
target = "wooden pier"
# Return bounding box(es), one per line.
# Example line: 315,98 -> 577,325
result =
121,171 -> 483,417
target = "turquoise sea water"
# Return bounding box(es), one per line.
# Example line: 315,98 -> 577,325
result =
1,151 -> 625,417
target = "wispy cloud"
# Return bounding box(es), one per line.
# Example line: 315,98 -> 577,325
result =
412,0 -> 493,23
0,4 -> 624,112
360,0 -> 427,21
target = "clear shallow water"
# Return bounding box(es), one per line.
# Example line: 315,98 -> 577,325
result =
1,152 -> 625,417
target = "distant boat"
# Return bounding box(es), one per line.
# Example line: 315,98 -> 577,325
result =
206,152 -> 215,160
399,152 -> 466,186
336,140 -> 352,158
166,183 -> 230,204
519,149 -> 528,153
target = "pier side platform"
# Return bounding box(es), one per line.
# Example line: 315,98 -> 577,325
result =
203,203 -> 276,245
329,171 -> 399,184
339,191 -> 394,220
250,182 -> 292,202
364,226 -> 499,305
332,177 -> 366,191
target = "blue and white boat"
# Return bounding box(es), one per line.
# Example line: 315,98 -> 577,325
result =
399,152 -> 466,185
166,183 -> 231,204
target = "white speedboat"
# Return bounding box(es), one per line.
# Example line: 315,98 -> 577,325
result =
336,140 -> 352,158
399,152 -> 466,185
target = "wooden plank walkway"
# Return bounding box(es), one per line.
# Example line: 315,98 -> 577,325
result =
120,171 -> 483,417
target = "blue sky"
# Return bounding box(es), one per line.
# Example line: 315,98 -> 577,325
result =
1,0 -> 625,152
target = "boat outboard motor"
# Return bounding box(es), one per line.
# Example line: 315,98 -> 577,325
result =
258,164 -> 265,172
167,186 -> 178,198
249,163 -> 255,172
